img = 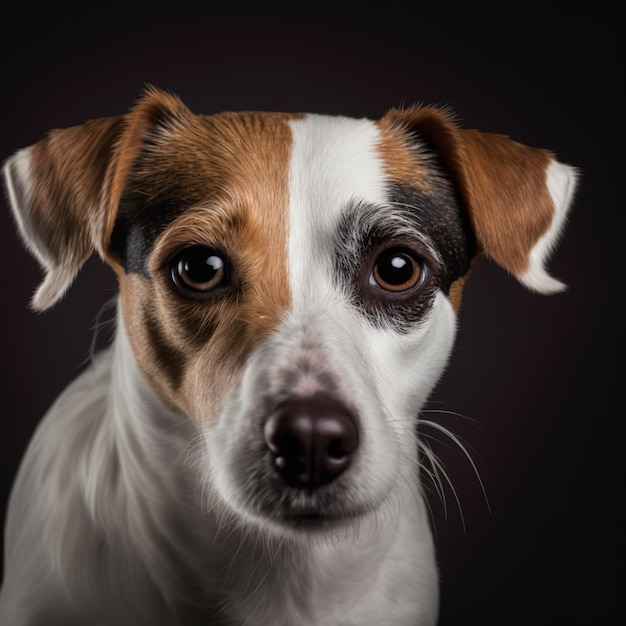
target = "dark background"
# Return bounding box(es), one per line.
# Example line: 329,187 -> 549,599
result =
0,6 -> 622,625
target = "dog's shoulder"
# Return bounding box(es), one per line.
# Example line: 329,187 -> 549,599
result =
1,348 -> 117,620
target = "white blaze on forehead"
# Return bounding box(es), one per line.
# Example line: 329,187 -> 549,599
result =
287,114 -> 386,300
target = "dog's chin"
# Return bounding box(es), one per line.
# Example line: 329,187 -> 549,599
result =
256,507 -> 374,541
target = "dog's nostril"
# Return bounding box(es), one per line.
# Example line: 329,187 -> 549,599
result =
264,397 -> 359,489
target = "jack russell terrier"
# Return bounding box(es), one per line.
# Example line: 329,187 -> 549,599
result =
0,87 -> 577,625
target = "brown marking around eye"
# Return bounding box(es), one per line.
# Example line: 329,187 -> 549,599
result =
117,112 -> 296,421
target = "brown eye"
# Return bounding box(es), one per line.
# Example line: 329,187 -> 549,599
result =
370,248 -> 422,292
171,246 -> 228,294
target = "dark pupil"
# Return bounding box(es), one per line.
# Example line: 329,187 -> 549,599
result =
378,252 -> 413,285
183,248 -> 222,283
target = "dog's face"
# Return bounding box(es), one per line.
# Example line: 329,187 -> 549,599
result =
4,88 -> 576,534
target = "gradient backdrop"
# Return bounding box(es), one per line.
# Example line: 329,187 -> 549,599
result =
0,6 -> 622,625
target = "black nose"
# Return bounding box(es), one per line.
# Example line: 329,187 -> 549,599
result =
264,397 -> 359,489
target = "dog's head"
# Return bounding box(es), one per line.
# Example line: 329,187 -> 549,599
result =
3,87 -> 576,534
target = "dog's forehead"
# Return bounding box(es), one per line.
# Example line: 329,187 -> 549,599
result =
288,113 -> 389,208
111,110 -> 446,276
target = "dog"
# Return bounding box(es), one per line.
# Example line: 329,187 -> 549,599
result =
0,86 -> 577,625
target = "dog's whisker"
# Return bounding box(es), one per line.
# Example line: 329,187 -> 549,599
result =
416,473 -> 442,543
422,407 -> 483,427
418,444 -> 448,509
425,446 -> 467,534
419,418 -> 491,515
396,450 -> 440,535
418,439 -> 453,535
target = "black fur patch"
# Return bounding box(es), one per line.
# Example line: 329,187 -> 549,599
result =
110,184 -> 203,278
335,182 -> 473,332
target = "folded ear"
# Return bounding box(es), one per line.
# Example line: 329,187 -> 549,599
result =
3,86 -> 193,311
3,117 -> 124,311
382,107 -> 578,293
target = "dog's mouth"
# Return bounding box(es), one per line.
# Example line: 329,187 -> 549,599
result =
245,476 -> 379,534
282,499 -> 365,523
282,510 -> 338,530
279,506 -> 372,532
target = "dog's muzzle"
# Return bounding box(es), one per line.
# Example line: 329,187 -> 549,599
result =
263,396 -> 359,489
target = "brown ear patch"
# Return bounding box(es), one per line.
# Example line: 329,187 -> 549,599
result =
455,129 -> 554,277
379,105 -> 571,293
28,115 -> 125,252
4,116 -> 126,310
3,87 -> 196,311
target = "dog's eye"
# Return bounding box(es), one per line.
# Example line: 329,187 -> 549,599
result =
171,246 -> 229,295
369,248 -> 423,292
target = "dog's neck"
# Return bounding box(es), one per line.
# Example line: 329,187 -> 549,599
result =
93,304 -> 432,623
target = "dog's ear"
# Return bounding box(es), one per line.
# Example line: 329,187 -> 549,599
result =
382,107 -> 578,293
3,86 -> 193,311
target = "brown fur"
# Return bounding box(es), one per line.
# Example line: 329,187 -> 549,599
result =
21,116 -> 124,308
375,115 -> 433,190
381,106 -> 555,279
112,98 -> 295,422
454,129 -> 553,276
